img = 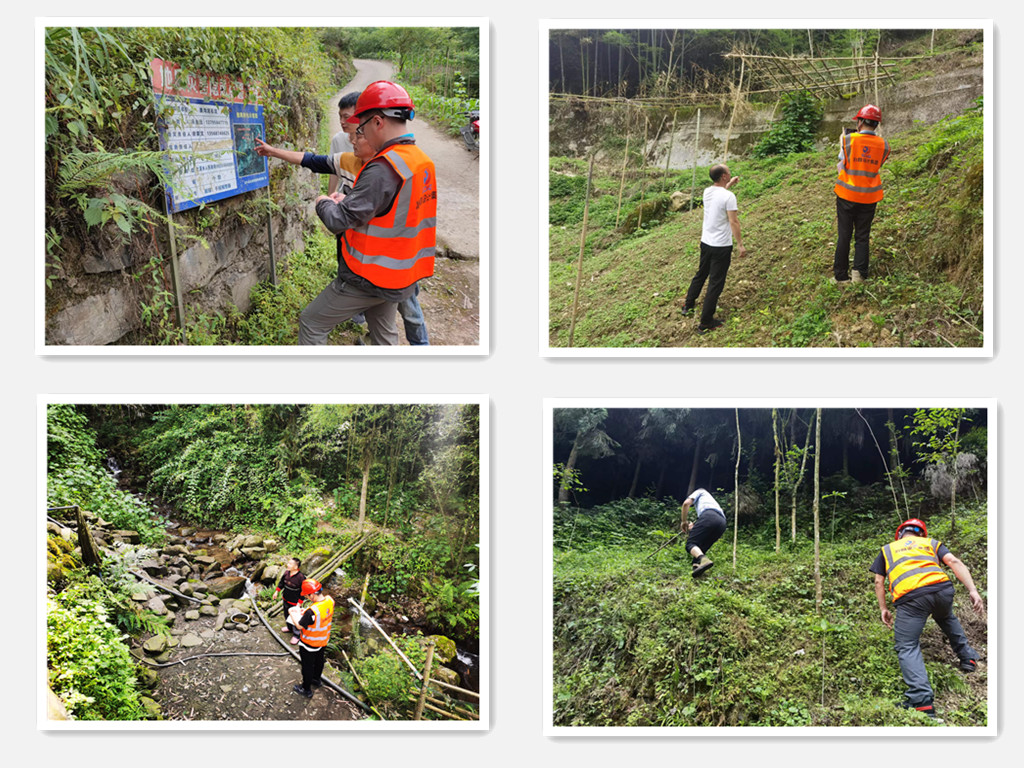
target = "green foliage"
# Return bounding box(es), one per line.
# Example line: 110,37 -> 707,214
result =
354,636 -> 427,714
47,581 -> 150,720
554,497 -> 679,550
421,576 -> 480,638
753,91 -> 825,158
47,405 -> 164,545
405,84 -> 478,137
138,405 -> 291,527
274,494 -> 320,544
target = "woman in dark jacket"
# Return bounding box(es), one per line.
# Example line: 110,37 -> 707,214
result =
275,558 -> 306,644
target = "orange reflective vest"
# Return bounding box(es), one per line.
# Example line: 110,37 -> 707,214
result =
299,596 -> 334,648
835,132 -> 890,204
340,143 -> 437,290
880,535 -> 950,602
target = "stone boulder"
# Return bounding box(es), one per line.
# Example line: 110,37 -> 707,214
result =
240,546 -> 266,560
242,535 -> 264,548
140,560 -> 167,578
146,597 -> 168,616
429,664 -> 461,690
184,610 -> 200,621
261,565 -> 281,584
425,635 -> 457,664
205,575 -> 247,600
142,635 -> 168,655
249,562 -> 267,583
112,530 -> 140,544
180,633 -> 203,648
193,555 -> 218,567
140,696 -> 162,720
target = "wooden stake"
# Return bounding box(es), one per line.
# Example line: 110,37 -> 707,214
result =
813,408 -> 822,613
773,407 -> 781,554
689,108 -> 701,211
732,408 -> 741,572
568,154 -> 595,348
615,120 -> 630,228
874,47 -> 880,106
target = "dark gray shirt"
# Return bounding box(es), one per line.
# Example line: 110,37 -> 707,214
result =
306,137 -> 419,302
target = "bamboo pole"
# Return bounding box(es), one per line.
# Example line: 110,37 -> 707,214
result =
874,48 -> 880,105
663,111 -> 678,180
615,121 -> 631,228
813,408 -> 822,614
347,597 -> 422,679
413,641 -> 435,720
732,408 -> 741,572
637,116 -> 649,230
773,407 -> 781,554
689,109 -> 701,211
723,57 -> 745,164
567,154 -> 595,348
427,677 -> 480,698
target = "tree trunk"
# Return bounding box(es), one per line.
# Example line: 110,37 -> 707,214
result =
773,408 -> 781,554
75,506 -> 103,572
733,409 -> 741,572
792,412 -> 813,543
628,455 -> 643,498
656,463 -> 667,499
687,435 -> 703,495
813,409 -> 823,613
558,437 -> 580,503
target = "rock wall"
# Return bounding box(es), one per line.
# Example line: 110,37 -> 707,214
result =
551,62 -> 983,172
46,165 -> 321,346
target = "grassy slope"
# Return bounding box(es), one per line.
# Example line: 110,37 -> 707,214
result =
549,103 -> 983,349
552,500 -> 988,727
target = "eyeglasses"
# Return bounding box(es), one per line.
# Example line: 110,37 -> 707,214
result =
354,115 -> 378,136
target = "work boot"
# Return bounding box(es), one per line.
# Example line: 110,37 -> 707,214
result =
899,700 -> 937,719
698,318 -> 724,334
851,270 -> 867,283
292,684 -> 313,699
692,555 -> 714,578
960,658 -> 978,672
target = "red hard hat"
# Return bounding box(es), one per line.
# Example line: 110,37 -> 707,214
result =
855,104 -> 882,123
300,579 -> 322,596
347,81 -> 415,122
895,518 -> 928,540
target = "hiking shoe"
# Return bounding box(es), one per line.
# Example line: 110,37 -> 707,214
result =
960,658 -> 978,672
311,679 -> 323,689
692,555 -> 714,578
830,276 -> 851,285
681,305 -> 695,318
851,270 -> 867,283
899,701 -> 937,718
698,319 -> 724,333
292,684 -> 313,699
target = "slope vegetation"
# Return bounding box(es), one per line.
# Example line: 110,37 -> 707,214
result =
549,100 -> 984,348
552,496 -> 988,727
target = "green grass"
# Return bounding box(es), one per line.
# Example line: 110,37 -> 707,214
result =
549,101 -> 984,349
553,498 -> 988,727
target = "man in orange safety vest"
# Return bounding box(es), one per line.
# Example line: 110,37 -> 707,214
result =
870,518 -> 984,718
290,579 -> 335,698
833,104 -> 890,285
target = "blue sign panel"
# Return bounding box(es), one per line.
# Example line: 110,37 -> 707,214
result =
156,95 -> 269,214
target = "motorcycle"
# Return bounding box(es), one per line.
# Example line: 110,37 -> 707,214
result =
460,109 -> 480,152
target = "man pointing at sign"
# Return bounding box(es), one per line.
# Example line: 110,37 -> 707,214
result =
257,81 -> 436,345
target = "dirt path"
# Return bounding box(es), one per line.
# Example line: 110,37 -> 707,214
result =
327,60 -> 480,346
152,605 -> 362,721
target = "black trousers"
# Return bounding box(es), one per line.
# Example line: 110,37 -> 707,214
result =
684,242 -> 732,325
299,645 -> 325,691
686,509 -> 728,556
833,196 -> 877,280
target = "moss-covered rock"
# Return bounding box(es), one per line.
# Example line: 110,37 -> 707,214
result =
425,635 -> 457,664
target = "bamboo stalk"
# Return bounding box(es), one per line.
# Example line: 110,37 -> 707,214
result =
414,642 -> 435,720
428,677 -> 480,698
637,115 -> 649,231
567,154 -> 595,348
342,650 -> 387,720
615,121 -> 630,228
663,111 -> 677,180
723,56 -> 745,163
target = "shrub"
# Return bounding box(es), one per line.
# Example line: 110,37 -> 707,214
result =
753,91 -> 824,158
47,582 -> 149,720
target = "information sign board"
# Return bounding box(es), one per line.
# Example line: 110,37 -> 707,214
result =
150,58 -> 269,213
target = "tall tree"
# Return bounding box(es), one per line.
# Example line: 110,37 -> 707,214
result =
773,407 -> 781,553
733,408 -> 741,572
554,408 -> 619,503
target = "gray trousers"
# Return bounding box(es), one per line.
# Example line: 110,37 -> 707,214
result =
298,278 -> 398,346
893,584 -> 977,706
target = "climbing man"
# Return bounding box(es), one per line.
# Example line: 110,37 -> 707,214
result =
833,104 -> 891,284
681,487 -> 728,578
256,80 -> 435,345
869,518 -> 985,718
682,164 -> 748,333
291,579 -> 335,698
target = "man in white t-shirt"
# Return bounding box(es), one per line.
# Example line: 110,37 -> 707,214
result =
681,164 -> 748,333
681,488 -> 728,578
327,91 -> 360,196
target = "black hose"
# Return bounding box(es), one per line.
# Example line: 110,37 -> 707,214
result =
139,651 -> 292,668
250,597 -> 371,713
129,569 -> 205,604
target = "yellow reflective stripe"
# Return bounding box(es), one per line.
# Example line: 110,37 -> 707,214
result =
836,178 -> 882,195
